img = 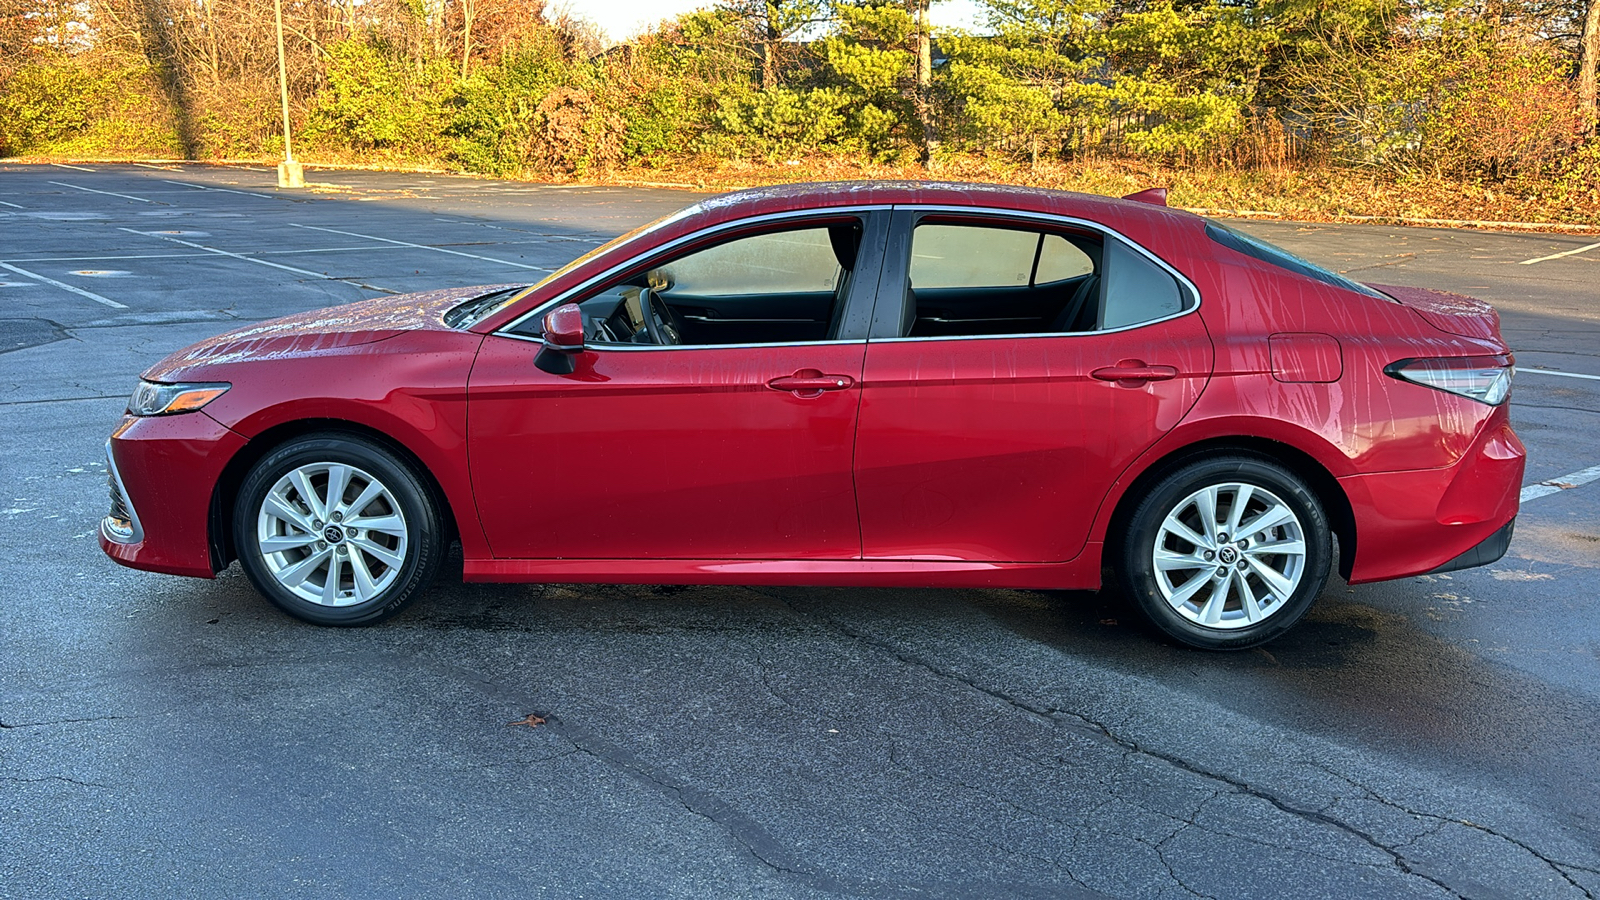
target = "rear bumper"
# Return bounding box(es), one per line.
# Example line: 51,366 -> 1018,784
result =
1427,518 -> 1515,575
99,412 -> 245,579
1340,405 -> 1524,583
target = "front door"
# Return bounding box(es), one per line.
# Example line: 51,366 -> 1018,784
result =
468,213 -> 885,561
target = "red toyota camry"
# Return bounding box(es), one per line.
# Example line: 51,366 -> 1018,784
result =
100,182 -> 1523,649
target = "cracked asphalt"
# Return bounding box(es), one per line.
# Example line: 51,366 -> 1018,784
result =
2,164 -> 1597,899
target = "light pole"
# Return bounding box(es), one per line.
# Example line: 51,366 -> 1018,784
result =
274,0 -> 304,188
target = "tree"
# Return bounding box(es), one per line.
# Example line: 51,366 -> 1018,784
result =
719,0 -> 829,88
1580,0 -> 1600,133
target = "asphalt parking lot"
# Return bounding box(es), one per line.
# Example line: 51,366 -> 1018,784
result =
2,163 -> 1597,899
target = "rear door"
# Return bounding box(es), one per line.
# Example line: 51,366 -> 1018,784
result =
853,209 -> 1214,563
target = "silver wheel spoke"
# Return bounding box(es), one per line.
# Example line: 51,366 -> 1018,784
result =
347,514 -> 405,536
1166,572 -> 1211,611
1246,539 -> 1305,558
324,465 -> 352,517
1194,486 -> 1220,542
1200,576 -> 1229,625
1161,518 -> 1212,552
341,481 -> 384,518
264,495 -> 314,533
321,552 -> 343,604
1246,555 -> 1297,600
351,536 -> 404,569
1225,484 -> 1253,536
1155,550 -> 1210,572
1234,570 -> 1263,623
289,469 -> 326,521
348,547 -> 379,602
1237,505 -> 1295,540
257,461 -> 408,608
278,547 -> 332,587
260,533 -> 317,554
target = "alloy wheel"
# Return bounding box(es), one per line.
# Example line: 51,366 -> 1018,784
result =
1151,482 -> 1307,630
255,462 -> 410,607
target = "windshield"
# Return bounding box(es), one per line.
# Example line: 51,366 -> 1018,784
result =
446,203 -> 707,329
1205,221 -> 1391,300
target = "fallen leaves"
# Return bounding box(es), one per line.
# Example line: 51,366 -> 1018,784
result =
507,714 -> 546,728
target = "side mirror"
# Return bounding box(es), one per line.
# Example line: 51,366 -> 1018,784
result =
535,303 -> 585,375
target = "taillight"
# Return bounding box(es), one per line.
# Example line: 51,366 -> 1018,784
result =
1384,355 -> 1513,405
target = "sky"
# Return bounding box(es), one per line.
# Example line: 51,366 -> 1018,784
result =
556,0 -> 985,44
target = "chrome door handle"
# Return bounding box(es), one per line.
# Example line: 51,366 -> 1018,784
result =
767,370 -> 855,397
1092,361 -> 1178,384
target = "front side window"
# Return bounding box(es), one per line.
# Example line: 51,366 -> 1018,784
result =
901,221 -> 1189,338
538,221 -> 863,347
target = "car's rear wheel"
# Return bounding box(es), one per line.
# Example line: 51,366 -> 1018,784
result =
1117,455 -> 1332,650
234,434 -> 442,625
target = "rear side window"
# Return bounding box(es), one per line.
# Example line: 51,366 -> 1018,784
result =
900,220 -> 1192,337
1206,221 -> 1389,299
911,225 -> 1038,288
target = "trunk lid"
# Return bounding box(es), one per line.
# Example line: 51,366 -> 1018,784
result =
1368,283 -> 1502,342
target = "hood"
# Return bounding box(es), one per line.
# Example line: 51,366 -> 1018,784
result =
1367,283 -> 1502,342
143,284 -> 522,381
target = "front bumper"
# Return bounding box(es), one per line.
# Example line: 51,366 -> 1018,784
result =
1339,404 -> 1524,583
99,411 -> 246,579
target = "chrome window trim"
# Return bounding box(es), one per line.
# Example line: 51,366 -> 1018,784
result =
884,204 -> 1203,341
496,206 -> 892,343
491,330 -> 865,351
101,439 -> 145,544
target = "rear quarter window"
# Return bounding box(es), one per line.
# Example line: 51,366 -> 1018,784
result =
1206,221 -> 1389,300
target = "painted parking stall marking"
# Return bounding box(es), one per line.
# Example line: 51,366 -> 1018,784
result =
161,179 -> 277,200
47,181 -> 153,204
1518,242 -> 1600,265
1519,368 -> 1600,382
121,228 -> 400,294
1521,463 -> 1600,503
288,223 -> 554,272
0,261 -> 126,309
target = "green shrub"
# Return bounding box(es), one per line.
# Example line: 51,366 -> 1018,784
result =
307,38 -> 451,153
0,55 -> 126,155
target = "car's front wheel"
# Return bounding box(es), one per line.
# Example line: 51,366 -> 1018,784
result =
1117,455 -> 1332,650
234,434 -> 443,625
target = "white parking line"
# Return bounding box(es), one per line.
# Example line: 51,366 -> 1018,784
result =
1518,242 -> 1600,265
4,253 -> 207,263
48,181 -> 152,204
0,200 -> 24,209
0,262 -> 127,308
1521,463 -> 1600,502
162,179 -> 276,200
48,162 -> 95,172
1519,368 -> 1600,382
289,223 -> 553,271
120,228 -> 399,294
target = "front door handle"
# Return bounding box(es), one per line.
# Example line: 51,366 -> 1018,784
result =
767,369 -> 855,398
1091,360 -> 1179,385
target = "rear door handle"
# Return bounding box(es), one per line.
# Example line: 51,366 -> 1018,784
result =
767,370 -> 855,397
1091,361 -> 1178,384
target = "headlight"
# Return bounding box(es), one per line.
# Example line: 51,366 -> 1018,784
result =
1384,356 -> 1513,406
127,380 -> 230,416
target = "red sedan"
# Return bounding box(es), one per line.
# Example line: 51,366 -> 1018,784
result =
100,182 -> 1523,649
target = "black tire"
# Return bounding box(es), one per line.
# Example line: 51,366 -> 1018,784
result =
1116,455 -> 1332,650
234,434 -> 443,626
